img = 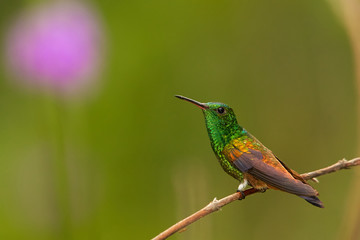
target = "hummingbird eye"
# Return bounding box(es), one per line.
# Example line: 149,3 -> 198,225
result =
217,107 -> 225,114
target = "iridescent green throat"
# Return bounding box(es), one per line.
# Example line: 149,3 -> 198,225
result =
202,107 -> 246,155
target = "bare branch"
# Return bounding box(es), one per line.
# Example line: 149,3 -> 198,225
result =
301,158 -> 360,180
152,158 -> 360,240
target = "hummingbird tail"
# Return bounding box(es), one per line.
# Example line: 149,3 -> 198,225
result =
299,195 -> 324,208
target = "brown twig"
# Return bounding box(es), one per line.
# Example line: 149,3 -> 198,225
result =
152,158 -> 360,240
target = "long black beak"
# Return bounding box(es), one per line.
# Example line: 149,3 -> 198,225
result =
175,95 -> 208,109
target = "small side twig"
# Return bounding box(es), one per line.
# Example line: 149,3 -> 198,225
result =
152,157 -> 360,240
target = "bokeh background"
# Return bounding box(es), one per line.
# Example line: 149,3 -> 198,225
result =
0,0 -> 359,239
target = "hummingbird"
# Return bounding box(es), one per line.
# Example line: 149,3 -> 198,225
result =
176,95 -> 324,208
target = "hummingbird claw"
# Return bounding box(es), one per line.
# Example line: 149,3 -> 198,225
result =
237,190 -> 246,200
259,188 -> 267,193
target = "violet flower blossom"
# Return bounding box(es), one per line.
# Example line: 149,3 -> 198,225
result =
5,2 -> 103,95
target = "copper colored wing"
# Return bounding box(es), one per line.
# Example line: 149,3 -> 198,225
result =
274,155 -> 307,183
229,148 -> 317,197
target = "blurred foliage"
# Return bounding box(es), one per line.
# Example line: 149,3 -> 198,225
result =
0,0 -> 358,239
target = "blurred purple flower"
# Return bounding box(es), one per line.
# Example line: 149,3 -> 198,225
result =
5,2 -> 103,95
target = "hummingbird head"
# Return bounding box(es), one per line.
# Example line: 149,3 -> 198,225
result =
175,95 -> 244,151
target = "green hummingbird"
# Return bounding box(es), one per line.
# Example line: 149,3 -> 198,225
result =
176,95 -> 324,208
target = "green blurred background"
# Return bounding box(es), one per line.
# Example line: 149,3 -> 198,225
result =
0,0 -> 359,239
